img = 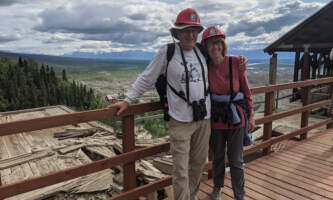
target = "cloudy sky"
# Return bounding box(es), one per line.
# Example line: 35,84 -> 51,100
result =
0,0 -> 330,57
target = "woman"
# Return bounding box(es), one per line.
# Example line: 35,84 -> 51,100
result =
200,26 -> 255,200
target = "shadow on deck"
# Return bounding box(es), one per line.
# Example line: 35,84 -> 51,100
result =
198,129 -> 333,200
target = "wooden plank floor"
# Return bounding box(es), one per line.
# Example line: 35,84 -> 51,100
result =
198,129 -> 333,200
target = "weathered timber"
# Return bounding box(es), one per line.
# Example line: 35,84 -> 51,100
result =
0,151 -> 54,170
54,128 -> 100,140
0,142 -> 170,199
58,144 -> 85,155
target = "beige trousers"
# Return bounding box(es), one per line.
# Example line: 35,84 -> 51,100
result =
168,118 -> 210,200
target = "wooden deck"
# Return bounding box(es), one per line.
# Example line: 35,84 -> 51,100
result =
198,128 -> 333,200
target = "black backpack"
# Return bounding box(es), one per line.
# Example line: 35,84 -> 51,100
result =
155,42 -> 206,121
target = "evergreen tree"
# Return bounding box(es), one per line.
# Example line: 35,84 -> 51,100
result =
18,57 -> 23,67
0,56 -> 101,112
50,67 -> 57,86
23,60 -> 29,74
62,69 -> 68,81
29,85 -> 38,108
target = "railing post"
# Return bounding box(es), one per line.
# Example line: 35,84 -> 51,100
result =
122,115 -> 136,193
327,82 -> 333,129
269,53 -> 277,110
300,48 -> 310,140
0,171 -> 2,200
262,91 -> 274,155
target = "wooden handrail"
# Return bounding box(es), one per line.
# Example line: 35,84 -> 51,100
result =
244,118 -> 333,156
250,77 -> 333,94
0,143 -> 170,199
1,77 -> 333,199
255,99 -> 331,124
0,102 -> 162,137
109,177 -> 172,200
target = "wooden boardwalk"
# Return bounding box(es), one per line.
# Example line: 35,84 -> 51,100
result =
198,129 -> 333,200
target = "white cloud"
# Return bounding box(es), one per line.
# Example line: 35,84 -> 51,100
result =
0,0 -> 329,55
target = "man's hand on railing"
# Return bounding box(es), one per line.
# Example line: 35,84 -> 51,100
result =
108,101 -> 129,116
240,55 -> 248,70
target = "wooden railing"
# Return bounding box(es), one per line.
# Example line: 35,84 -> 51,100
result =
0,77 -> 333,200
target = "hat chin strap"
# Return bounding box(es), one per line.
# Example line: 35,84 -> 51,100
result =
170,29 -> 179,41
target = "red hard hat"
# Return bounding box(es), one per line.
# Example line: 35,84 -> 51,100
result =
175,8 -> 202,27
200,26 -> 226,46
170,8 -> 204,38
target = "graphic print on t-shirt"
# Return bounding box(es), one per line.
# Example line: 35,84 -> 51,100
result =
180,62 -> 202,84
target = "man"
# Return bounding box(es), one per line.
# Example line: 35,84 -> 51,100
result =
110,8 -> 247,200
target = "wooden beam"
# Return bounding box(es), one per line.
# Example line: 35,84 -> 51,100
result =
0,174 -> 1,195
108,177 -> 172,200
291,43 -> 333,49
255,100 -> 331,124
269,54 -> 277,85
270,43 -> 333,52
122,115 -> 136,192
300,51 -> 311,140
250,77 -> 333,94
0,102 -> 162,137
262,91 -> 275,155
0,142 -> 170,199
292,50 -> 301,100
327,82 -> 333,128
269,54 -> 278,110
0,150 -> 55,170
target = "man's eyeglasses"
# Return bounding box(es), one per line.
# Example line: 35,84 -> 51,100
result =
179,28 -> 200,34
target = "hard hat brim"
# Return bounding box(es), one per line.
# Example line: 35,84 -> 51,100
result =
169,24 -> 204,39
170,24 -> 204,32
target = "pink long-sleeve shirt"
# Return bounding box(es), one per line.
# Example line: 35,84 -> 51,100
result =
209,56 -> 253,130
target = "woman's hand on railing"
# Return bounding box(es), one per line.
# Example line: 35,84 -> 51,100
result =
108,101 -> 129,116
240,55 -> 248,70
248,115 -> 255,133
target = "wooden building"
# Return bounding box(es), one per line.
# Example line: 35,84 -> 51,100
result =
264,1 -> 333,100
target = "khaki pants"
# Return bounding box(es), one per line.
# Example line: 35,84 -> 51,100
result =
168,118 -> 210,200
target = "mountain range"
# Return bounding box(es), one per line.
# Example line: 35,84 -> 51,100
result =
0,49 -> 294,70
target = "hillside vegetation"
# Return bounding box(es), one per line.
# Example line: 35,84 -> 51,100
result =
0,57 -> 103,112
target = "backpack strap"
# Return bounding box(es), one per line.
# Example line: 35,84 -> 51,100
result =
195,43 -> 207,58
167,43 -> 175,65
164,42 -> 208,105
165,43 -> 175,85
193,47 -> 208,98
165,43 -> 188,103
229,56 -> 234,99
179,43 -> 191,105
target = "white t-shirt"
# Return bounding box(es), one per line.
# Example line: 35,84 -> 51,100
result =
125,43 -> 211,122
330,48 -> 333,61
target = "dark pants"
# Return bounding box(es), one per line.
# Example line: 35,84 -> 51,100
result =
210,127 -> 245,200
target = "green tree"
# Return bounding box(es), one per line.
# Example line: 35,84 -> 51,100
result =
62,69 -> 68,81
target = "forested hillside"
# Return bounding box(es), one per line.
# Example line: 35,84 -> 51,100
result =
0,57 -> 102,112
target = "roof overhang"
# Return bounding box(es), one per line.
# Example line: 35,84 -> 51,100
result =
264,1 -> 333,54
